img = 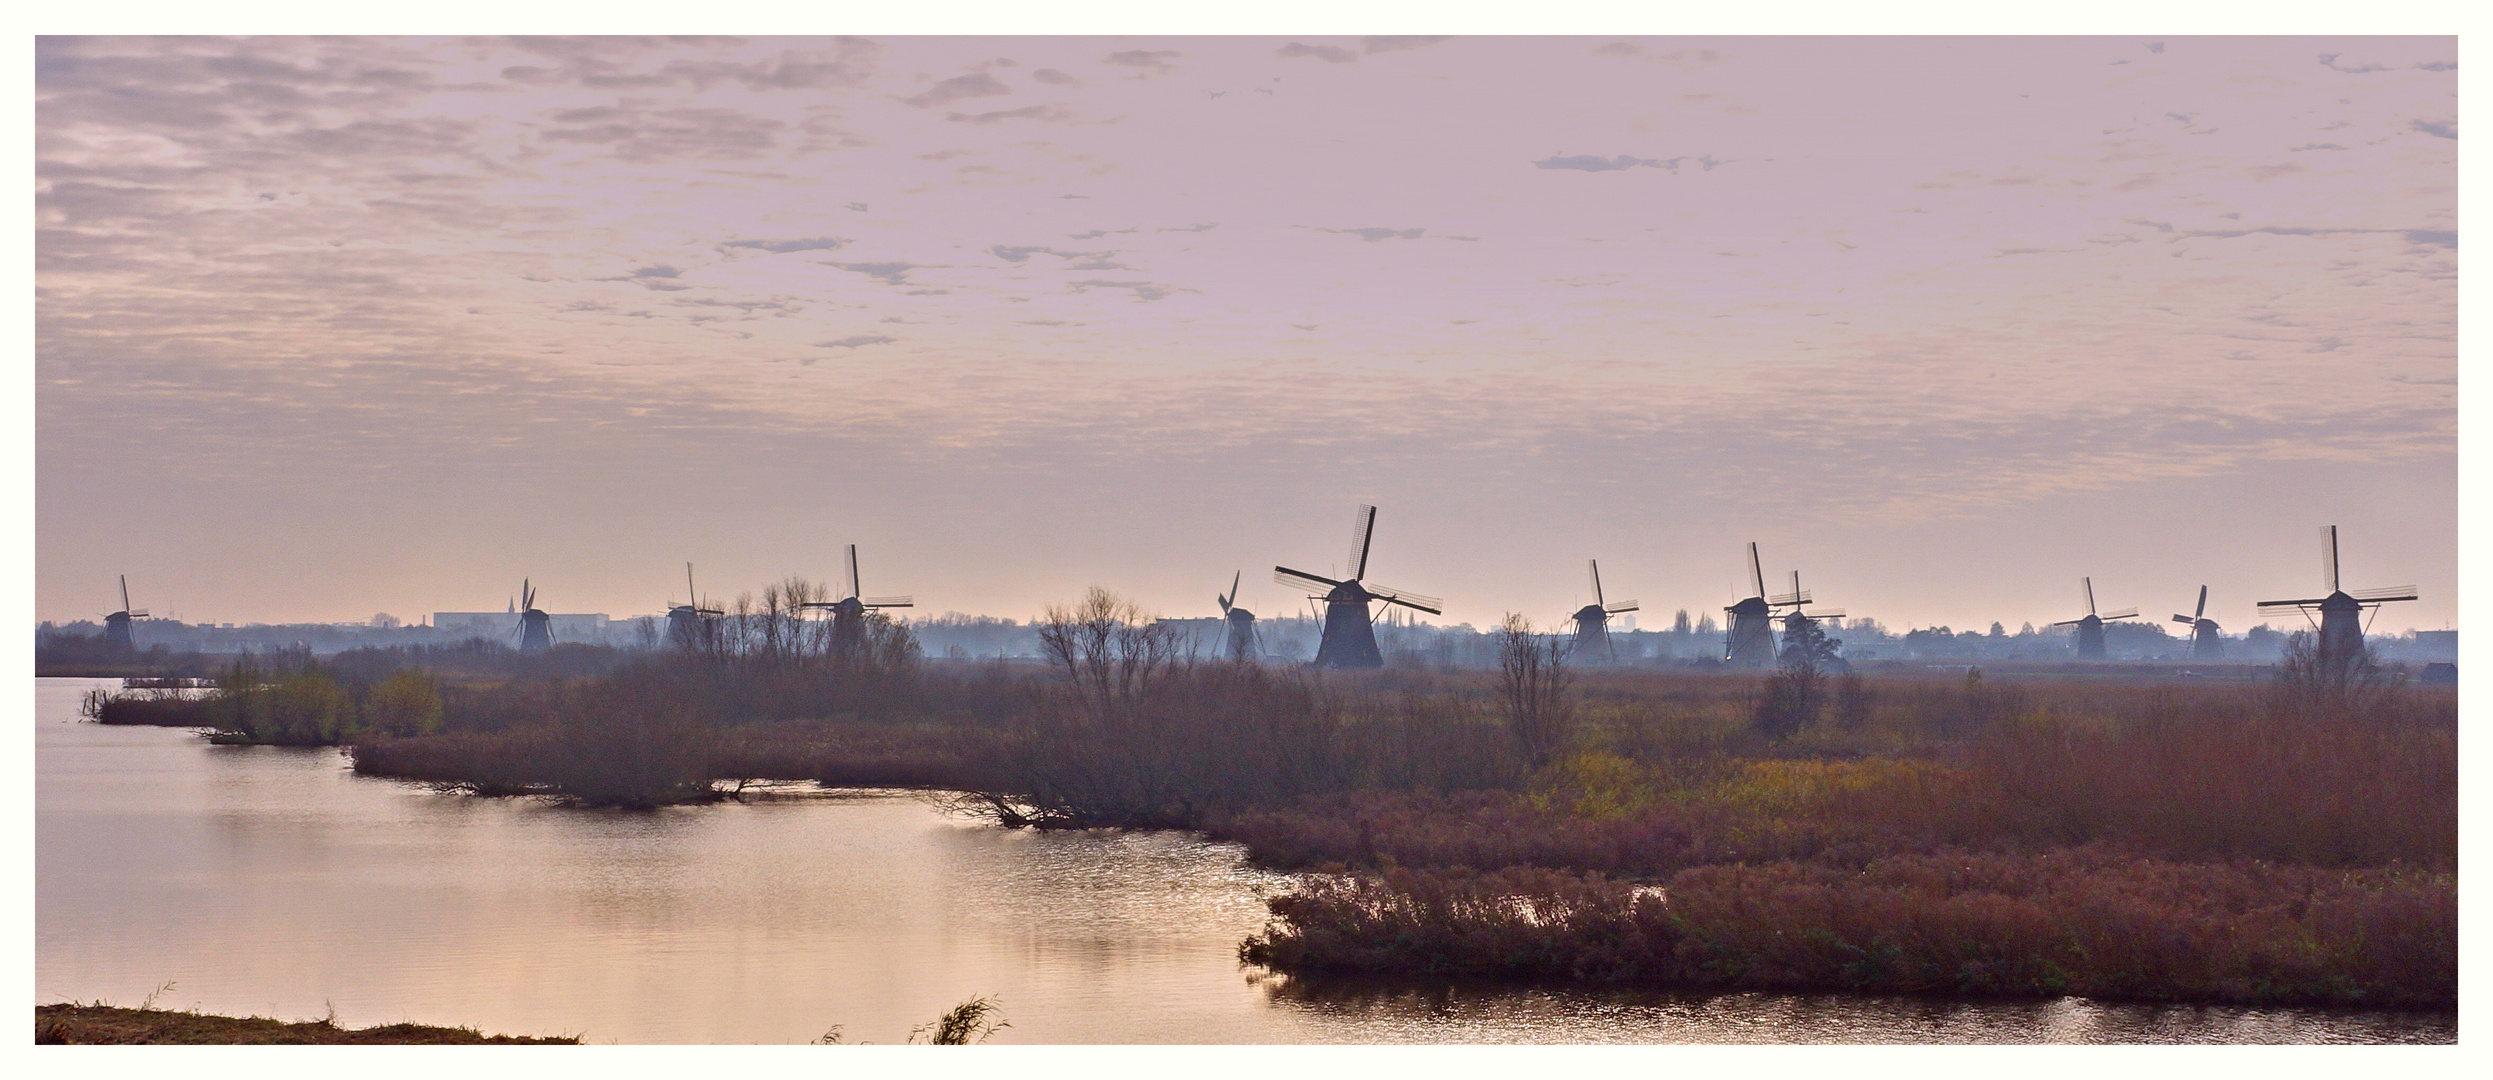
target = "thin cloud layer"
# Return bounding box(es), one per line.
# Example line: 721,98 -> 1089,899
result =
36,35 -> 2456,628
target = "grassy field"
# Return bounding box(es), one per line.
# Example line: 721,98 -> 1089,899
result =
35,1004 -> 576,1044
63,592 -> 2457,1007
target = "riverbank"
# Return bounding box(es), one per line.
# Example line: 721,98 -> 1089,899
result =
36,1003 -> 577,1044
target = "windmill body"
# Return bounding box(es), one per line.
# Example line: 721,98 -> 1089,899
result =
1569,559 -> 1638,665
2257,526 -> 2416,676
667,563 -> 723,650
515,580 -> 554,652
802,544 -> 912,655
2051,577 -> 2137,661
1217,571 -> 1260,663
1722,543 -> 1777,669
2172,585 -> 2222,660
104,575 -> 148,653
1275,504 -> 1441,671
1772,570 -> 1846,669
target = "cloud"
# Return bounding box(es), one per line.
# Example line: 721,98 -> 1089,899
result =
812,335 -> 895,349
724,236 -> 846,254
1032,68 -> 1084,88
826,261 -> 919,285
1276,42 -> 1359,64
989,244 -> 1118,265
946,104 -> 1079,126
1154,221 -> 1217,233
1362,37 -> 1451,54
904,71 -> 1013,109
1320,227 -> 1426,242
2411,118 -> 2456,139
1102,50 -> 1181,77
540,104 -> 787,163
1070,279 -> 1182,301
1534,153 -> 1664,172
2406,230 -> 2456,249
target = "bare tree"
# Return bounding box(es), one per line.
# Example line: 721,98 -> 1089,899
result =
1498,613 -> 1575,769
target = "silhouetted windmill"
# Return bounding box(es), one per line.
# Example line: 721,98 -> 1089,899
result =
802,544 -> 911,655
2172,585 -> 2222,660
1569,559 -> 1638,664
1770,569 -> 1845,661
1216,570 -> 1261,662
2256,525 -> 2415,676
1275,503 -> 1441,670
1723,543 -> 1776,669
514,579 -> 553,652
103,575 -> 149,654
667,563 -> 722,650
2051,577 -> 2137,660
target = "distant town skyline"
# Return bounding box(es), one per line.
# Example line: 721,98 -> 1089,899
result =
38,36 -> 2457,633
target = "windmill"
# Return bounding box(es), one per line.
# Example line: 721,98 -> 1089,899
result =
2172,585 -> 2222,660
667,563 -> 723,650
1723,543 -> 1777,669
514,579 -> 553,652
801,544 -> 911,655
2256,525 -> 2415,676
1275,503 -> 1441,670
1216,571 -> 1261,663
1568,559 -> 1638,665
2051,577 -> 2137,660
103,575 -> 149,653
1770,569 -> 1846,667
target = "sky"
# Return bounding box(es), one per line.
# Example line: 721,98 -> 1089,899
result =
34,35 -> 2459,633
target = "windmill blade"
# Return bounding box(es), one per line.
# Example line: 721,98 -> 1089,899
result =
1605,600 -> 1639,614
2323,525 -> 2340,594
2194,584 -> 2208,620
120,575 -> 132,614
1769,589 -> 1813,606
1347,504 -> 1378,581
859,596 -> 913,608
2100,607 -> 2139,621
1802,607 -> 1844,620
2257,600 -> 2320,615
1373,590 -> 1444,616
687,563 -> 699,609
2351,586 -> 2417,603
1747,542 -> 1764,599
2049,618 -> 2086,627
128,609 -> 150,619
1275,566 -> 1342,594
2082,576 -> 2096,617
1588,559 -> 1604,609
845,544 -> 862,602
2172,614 -> 2196,625
1219,570 -> 1240,614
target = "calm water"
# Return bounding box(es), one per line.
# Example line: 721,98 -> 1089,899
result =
34,678 -> 2455,1044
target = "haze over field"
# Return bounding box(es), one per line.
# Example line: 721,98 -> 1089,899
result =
36,35 -> 2456,632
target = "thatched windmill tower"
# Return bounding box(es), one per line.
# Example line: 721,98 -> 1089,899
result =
1723,543 -> 1777,669
103,575 -> 149,653
2257,525 -> 2415,676
1216,571 -> 1261,662
1770,569 -> 1845,665
2050,577 -> 2136,660
801,544 -> 912,655
1275,504 -> 1441,670
666,563 -> 723,650
514,579 -> 553,652
1568,559 -> 1638,664
2172,585 -> 2222,660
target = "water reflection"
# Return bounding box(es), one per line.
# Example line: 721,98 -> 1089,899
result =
35,678 -> 2454,1044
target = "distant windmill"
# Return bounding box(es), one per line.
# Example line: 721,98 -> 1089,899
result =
514,579 -> 553,652
2051,577 -> 2137,660
666,563 -> 723,649
2172,585 -> 2222,660
2256,525 -> 2415,675
1569,560 -> 1639,665
1770,569 -> 1846,662
802,544 -> 912,654
103,575 -> 149,653
1216,571 -> 1261,662
1722,543 -> 1777,669
1275,503 -> 1442,670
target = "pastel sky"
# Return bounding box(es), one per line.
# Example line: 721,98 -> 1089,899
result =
35,35 -> 2458,633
